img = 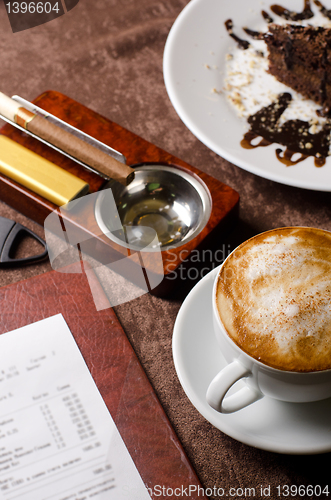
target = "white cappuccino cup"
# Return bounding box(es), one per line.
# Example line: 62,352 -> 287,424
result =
207,227 -> 331,414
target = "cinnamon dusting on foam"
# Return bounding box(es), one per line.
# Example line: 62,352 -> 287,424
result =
216,227 -> 331,372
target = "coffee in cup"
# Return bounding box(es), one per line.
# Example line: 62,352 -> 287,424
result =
216,226 -> 331,372
207,227 -> 331,413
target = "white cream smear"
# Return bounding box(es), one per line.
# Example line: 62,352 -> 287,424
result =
224,10 -> 331,142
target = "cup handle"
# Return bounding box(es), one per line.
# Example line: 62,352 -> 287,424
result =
206,360 -> 263,414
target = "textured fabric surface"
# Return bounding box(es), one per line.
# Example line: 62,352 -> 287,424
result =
0,1 -> 331,498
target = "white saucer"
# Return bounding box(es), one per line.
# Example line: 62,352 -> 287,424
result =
172,266 -> 331,455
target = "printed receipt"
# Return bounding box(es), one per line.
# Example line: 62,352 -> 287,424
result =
0,314 -> 151,500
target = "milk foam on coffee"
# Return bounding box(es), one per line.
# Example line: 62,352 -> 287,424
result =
216,227 -> 331,372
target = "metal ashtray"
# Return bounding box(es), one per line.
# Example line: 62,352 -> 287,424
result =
95,164 -> 212,251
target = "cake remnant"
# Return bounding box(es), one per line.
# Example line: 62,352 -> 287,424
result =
224,5 -> 331,168
264,23 -> 331,114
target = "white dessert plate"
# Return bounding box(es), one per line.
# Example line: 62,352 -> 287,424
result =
172,266 -> 331,454
163,0 -> 331,191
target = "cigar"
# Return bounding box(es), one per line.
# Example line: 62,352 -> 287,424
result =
0,92 -> 135,186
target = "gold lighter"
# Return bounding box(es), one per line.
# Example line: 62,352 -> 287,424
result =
0,136 -> 89,205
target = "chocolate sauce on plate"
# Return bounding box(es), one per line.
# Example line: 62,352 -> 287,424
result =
241,94 -> 331,167
261,10 -> 274,23
225,19 -> 250,49
243,27 -> 262,40
270,0 -> 314,21
313,0 -> 331,20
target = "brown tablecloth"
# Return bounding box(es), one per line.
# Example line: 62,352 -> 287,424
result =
0,1 -> 331,498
